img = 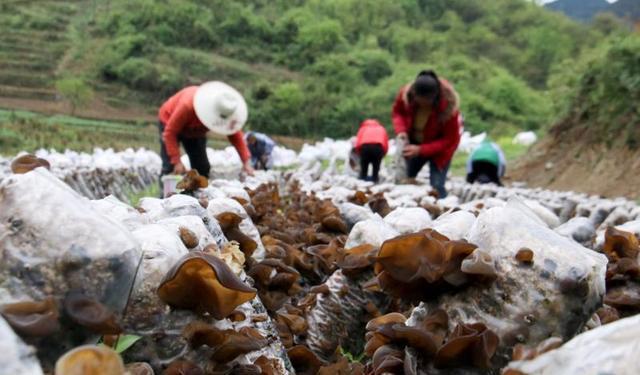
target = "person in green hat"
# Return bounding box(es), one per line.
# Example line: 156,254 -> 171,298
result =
466,139 -> 506,186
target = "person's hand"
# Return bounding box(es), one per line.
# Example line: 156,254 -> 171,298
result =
242,161 -> 255,176
402,144 -> 421,158
172,162 -> 187,175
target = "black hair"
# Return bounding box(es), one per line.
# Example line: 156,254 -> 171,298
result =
410,70 -> 441,106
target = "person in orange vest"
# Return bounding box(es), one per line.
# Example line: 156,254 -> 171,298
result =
392,70 -> 462,197
354,119 -> 389,183
158,81 -> 254,182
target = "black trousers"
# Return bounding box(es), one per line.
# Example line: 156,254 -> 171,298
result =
359,143 -> 384,182
466,160 -> 502,186
158,121 -> 210,177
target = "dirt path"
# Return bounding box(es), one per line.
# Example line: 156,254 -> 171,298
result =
510,137 -> 640,200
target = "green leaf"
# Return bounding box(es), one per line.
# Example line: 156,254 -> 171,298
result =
113,334 -> 142,354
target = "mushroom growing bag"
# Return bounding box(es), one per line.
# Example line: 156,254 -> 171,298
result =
0,168 -> 141,369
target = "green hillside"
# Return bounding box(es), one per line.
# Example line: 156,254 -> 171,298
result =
0,0 -> 616,140
549,34 -> 640,148
512,33 -> 640,198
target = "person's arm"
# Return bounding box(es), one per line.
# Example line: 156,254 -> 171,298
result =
228,131 -> 254,175
162,104 -> 191,166
392,88 -> 410,136
227,131 -> 251,163
418,113 -> 462,157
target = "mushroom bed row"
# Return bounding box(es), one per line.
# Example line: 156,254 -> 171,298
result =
0,149 -> 162,201
1,149 -> 639,375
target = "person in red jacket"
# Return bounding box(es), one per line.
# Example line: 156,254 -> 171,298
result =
354,119 -> 389,183
392,70 -> 462,197
158,81 -> 254,183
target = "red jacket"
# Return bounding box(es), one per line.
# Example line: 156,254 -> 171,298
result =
355,119 -> 389,155
158,86 -> 250,165
391,79 -> 462,169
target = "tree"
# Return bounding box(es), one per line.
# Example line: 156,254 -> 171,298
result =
55,78 -> 94,116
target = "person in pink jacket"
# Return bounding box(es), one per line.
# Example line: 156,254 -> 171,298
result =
354,119 -> 389,183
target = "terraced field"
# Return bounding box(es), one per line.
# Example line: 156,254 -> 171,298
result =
0,0 -> 81,102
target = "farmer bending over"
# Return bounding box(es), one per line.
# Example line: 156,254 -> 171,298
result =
466,139 -> 506,186
392,70 -> 462,198
158,81 -> 254,183
354,119 -> 389,183
245,131 -> 276,170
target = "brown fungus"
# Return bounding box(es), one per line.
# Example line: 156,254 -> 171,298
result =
179,227 -> 199,249
604,285 -> 640,311
228,310 -> 246,322
596,305 -> 621,324
604,227 -> 640,261
434,322 -> 499,369
176,170 -> 209,192
54,345 -> 125,375
163,360 -> 205,375
337,243 -> 377,277
254,356 -> 280,375
365,312 -> 407,332
251,314 -> 269,323
392,324 -> 439,358
305,239 -> 344,275
287,345 -> 325,375
313,200 -> 340,222
63,291 -> 122,335
182,321 -> 225,348
210,330 -> 267,363
320,215 -> 349,234
309,284 -> 330,295
349,190 -> 369,206
157,252 -> 256,319
515,248 -> 535,264
374,230 -> 477,300
607,257 -> 640,280
274,317 -> 294,347
181,322 -> 266,363
216,212 -> 258,257
277,312 -> 308,336
318,355 -> 364,375
371,345 -> 405,375
368,196 -> 392,217
0,297 -> 60,337
10,154 -> 50,174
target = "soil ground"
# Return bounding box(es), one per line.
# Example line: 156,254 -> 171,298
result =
510,135 -> 640,200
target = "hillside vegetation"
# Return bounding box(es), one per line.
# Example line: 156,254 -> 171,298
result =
0,0 -> 616,141
512,34 -> 640,198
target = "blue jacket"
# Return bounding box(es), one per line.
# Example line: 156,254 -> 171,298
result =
245,132 -> 275,162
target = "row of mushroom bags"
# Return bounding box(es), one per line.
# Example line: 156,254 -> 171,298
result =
1,150 -> 639,374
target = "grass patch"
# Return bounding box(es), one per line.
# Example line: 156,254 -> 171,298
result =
0,109 -> 247,158
0,109 -> 157,155
126,184 -> 160,206
339,346 -> 365,363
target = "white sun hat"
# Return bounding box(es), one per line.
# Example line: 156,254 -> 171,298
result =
193,81 -> 248,135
